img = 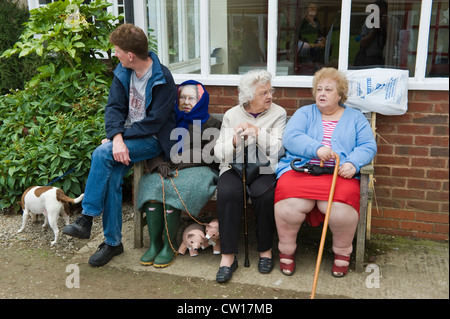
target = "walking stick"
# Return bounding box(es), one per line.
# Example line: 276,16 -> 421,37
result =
241,135 -> 250,267
310,154 -> 340,299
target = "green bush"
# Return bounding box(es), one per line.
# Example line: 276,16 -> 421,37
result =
0,0 -> 41,95
0,69 -> 109,212
0,0 -> 122,213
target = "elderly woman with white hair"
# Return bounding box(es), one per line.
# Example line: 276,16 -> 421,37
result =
213,69 -> 286,283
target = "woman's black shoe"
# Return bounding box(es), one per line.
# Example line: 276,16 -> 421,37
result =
216,257 -> 238,283
258,257 -> 274,274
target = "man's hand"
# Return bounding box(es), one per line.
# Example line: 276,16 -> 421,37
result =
112,134 -> 131,165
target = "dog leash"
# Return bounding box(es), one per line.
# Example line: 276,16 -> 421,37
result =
158,170 -> 207,254
45,167 -> 76,186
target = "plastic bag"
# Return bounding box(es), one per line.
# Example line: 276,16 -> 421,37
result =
345,68 -> 409,115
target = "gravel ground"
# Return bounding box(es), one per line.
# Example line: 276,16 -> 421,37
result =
0,202 -> 134,259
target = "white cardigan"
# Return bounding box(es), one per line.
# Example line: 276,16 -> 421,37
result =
214,103 -> 287,176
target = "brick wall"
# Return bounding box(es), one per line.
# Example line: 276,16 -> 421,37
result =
206,86 -> 449,241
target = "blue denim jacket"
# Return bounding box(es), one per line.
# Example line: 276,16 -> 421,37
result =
276,104 -> 377,179
104,51 -> 177,160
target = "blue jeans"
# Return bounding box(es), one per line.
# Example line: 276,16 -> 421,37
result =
82,136 -> 162,246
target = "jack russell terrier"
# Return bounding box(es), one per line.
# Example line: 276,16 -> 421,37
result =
17,186 -> 84,245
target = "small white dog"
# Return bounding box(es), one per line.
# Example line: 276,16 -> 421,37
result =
17,186 -> 84,245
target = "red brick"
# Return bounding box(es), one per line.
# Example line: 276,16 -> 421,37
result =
273,98 -> 297,108
382,134 -> 414,145
407,178 -> 442,190
427,169 -> 449,180
427,91 -> 450,101
416,232 -> 448,241
383,209 -> 415,220
416,212 -> 449,223
205,86 -> 224,95
411,157 -> 447,168
401,221 -> 433,232
391,167 -> 426,178
396,146 -> 429,156
433,126 -> 449,136
406,200 -> 440,212
392,188 -> 425,199
397,124 -> 432,135
413,114 -> 448,125
407,101 -> 435,112
376,155 -> 410,166
434,102 -> 449,113
377,144 -> 394,154
426,190 -> 449,201
371,218 -> 400,229
415,136 -> 449,147
375,176 -> 406,188
434,224 -> 449,236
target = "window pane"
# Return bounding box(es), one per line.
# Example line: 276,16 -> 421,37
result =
147,0 -> 200,74
427,0 -> 449,78
210,0 -> 268,75
277,0 -> 341,75
349,0 -> 420,77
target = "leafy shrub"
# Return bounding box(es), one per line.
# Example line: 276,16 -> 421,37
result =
0,70 -> 108,212
0,0 -> 122,213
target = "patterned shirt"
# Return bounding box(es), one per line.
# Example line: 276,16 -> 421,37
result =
309,120 -> 338,167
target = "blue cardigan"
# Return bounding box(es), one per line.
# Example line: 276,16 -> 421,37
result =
104,51 -> 177,161
276,104 -> 377,179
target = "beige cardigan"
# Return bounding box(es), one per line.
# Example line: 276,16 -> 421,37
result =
214,103 -> 287,176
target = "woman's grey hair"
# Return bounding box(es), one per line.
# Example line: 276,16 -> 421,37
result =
238,69 -> 272,108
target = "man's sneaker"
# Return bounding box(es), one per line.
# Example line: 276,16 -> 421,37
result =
62,215 -> 92,239
88,242 -> 124,267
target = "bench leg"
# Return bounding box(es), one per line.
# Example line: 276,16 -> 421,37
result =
134,161 -> 144,249
356,174 -> 369,272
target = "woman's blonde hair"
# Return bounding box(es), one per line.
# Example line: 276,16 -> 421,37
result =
312,67 -> 348,104
238,69 -> 272,108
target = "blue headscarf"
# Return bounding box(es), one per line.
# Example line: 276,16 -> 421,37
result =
175,80 -> 210,153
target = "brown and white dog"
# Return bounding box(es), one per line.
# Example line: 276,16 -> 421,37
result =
17,186 -> 84,245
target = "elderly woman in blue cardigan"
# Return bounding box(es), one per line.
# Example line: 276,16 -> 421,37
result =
275,68 -> 377,277
136,80 -> 221,268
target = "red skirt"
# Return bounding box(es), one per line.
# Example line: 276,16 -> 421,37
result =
275,170 -> 360,227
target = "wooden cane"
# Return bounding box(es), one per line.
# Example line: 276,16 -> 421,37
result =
241,135 -> 250,267
310,154 -> 340,299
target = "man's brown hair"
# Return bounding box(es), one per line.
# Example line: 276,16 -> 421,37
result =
109,24 -> 149,60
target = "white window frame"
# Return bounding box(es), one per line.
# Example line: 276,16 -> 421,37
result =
28,0 -> 448,90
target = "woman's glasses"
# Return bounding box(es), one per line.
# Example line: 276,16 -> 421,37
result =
179,95 -> 198,103
258,88 -> 276,98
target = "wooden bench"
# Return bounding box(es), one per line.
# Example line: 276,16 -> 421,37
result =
132,112 -> 375,272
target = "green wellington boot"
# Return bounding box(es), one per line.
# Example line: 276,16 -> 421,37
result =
140,202 -> 164,266
154,205 -> 181,268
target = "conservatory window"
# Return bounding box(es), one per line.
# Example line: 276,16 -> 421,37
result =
426,0 -> 449,77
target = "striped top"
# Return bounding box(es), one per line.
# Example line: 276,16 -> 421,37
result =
310,120 -> 338,167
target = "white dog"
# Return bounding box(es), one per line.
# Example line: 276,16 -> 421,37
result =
17,186 -> 84,245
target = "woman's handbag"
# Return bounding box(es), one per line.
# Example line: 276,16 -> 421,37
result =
229,144 -> 272,184
229,143 -> 276,197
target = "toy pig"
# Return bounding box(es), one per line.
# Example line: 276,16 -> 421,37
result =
205,218 -> 221,255
178,223 -> 210,257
